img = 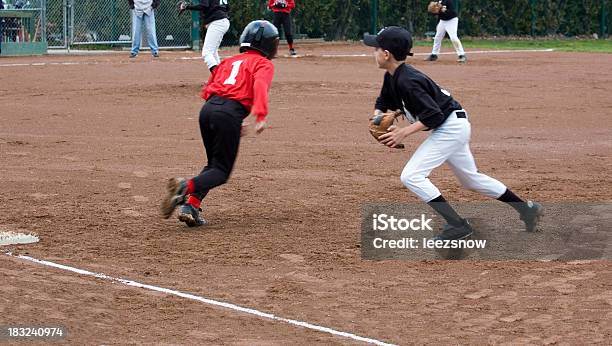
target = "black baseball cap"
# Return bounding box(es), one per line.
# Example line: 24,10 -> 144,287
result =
363,26 -> 414,60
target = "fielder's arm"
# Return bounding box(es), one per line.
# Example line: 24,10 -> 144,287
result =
379,121 -> 427,147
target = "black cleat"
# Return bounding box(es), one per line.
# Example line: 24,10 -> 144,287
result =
520,201 -> 544,232
289,48 -> 297,56
178,204 -> 207,227
457,55 -> 467,63
432,219 -> 474,241
152,52 -> 159,58
129,52 -> 138,58
424,54 -> 438,61
160,178 -> 188,219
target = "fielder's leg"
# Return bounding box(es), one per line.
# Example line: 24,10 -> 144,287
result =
283,13 -> 296,55
401,116 -> 465,227
446,147 -> 507,199
445,18 -> 466,62
446,119 -> 543,231
272,12 -> 283,41
425,20 -> 447,61
401,112 -> 475,239
202,18 -> 230,72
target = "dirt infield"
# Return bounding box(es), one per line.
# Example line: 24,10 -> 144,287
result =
1,43 -> 611,344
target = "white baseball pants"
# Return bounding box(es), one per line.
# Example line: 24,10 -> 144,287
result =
202,18 -> 230,69
400,111 -> 507,202
432,17 -> 465,56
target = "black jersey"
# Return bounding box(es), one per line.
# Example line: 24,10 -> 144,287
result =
375,63 -> 462,130
187,0 -> 229,25
438,0 -> 457,21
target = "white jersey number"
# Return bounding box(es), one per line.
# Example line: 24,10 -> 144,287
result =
220,0 -> 228,5
223,60 -> 243,85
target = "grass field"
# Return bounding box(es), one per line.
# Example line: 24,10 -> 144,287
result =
413,38 -> 612,53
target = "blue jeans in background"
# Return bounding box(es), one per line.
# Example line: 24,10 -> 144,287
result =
131,10 -> 159,55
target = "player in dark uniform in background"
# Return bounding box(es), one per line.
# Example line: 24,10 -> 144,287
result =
364,27 -> 543,240
268,0 -> 297,56
161,20 -> 279,227
425,0 -> 467,63
179,0 -> 230,72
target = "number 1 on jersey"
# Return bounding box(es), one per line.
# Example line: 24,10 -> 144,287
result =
223,60 -> 243,85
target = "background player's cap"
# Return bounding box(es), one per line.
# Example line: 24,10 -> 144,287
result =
363,26 -> 414,60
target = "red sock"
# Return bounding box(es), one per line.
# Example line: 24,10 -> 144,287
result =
187,195 -> 201,209
288,43 -> 294,50
186,179 -> 195,194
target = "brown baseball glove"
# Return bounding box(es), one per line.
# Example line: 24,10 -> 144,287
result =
369,111 -> 405,149
427,1 -> 443,14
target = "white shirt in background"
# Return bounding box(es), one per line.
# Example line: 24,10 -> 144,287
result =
133,0 -> 153,16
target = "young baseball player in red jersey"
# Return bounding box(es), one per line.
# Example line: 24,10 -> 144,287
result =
161,20 -> 279,226
268,0 -> 297,56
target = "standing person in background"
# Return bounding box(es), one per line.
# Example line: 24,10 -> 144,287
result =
128,0 -> 160,58
178,0 -> 230,73
425,0 -> 467,63
268,0 -> 297,56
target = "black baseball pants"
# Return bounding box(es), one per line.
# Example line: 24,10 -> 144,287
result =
272,12 -> 293,45
191,96 -> 248,200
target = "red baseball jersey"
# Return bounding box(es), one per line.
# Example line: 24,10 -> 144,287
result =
201,50 -> 275,122
268,0 -> 295,13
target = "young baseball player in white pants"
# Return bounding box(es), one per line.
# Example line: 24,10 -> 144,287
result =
425,0 -> 466,63
400,110 -> 506,202
202,18 -> 230,70
364,27 -> 543,241
179,0 -> 230,72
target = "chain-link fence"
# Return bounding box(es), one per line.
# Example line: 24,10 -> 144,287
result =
45,0 -> 192,49
4,0 -> 610,52
1,0 -> 46,55
44,0 -> 66,47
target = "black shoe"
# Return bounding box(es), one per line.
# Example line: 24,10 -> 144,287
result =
432,219 -> 474,241
129,52 -> 138,58
424,54 -> 438,61
178,204 -> 207,227
152,52 -> 159,58
457,55 -> 467,63
520,201 -> 544,232
289,48 -> 297,56
160,178 -> 188,219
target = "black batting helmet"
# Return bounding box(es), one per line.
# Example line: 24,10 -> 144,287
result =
239,20 -> 280,59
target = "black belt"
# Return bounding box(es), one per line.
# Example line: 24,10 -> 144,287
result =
455,111 -> 467,118
208,95 -> 249,117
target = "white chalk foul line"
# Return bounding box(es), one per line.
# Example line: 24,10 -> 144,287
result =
4,252 -> 396,346
0,61 -> 101,67
320,48 -> 555,58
